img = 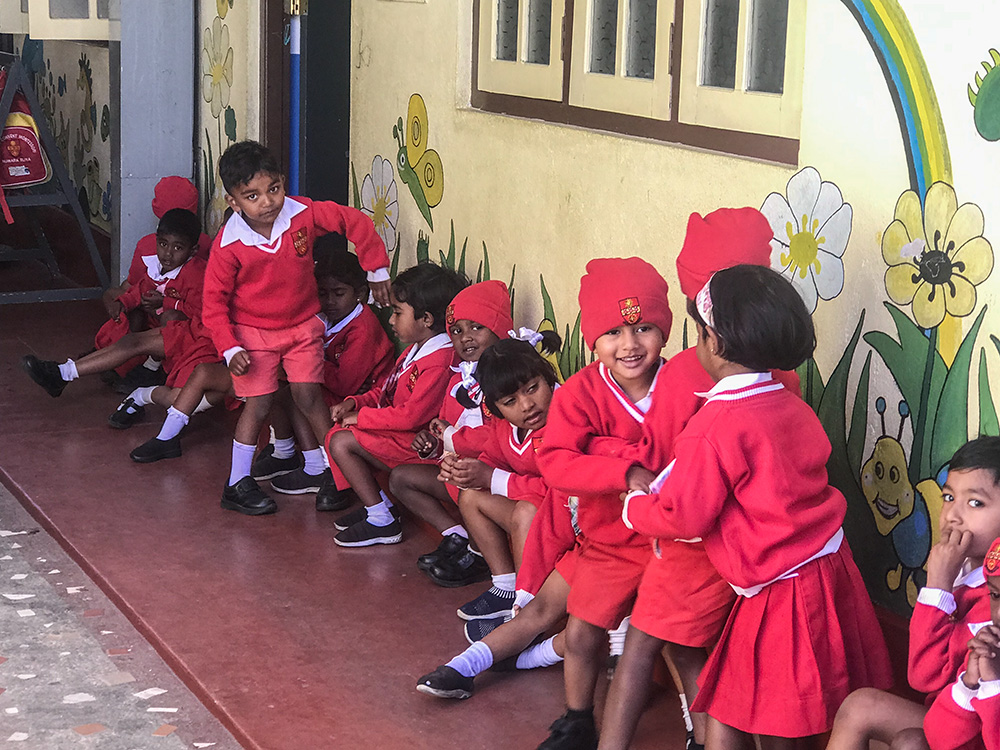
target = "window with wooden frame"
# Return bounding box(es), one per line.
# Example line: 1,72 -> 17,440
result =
471,0 -> 804,163
23,0 -> 118,42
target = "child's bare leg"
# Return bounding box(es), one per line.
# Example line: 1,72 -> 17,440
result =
889,729 -> 930,750
757,736 -> 796,750
665,642 -> 709,743
288,381 -> 331,445
215,391 -> 278,514
564,615 -> 607,710
509,501 -> 537,570
272,386 -> 301,444
482,571 -> 569,661
598,627 -> 667,750
326,428 -> 401,544
149,386 -> 180,408
76,329 -> 164,376
706,718 -> 752,750
458,489 -> 516,575
825,689 -> 927,750
326,430 -> 390,506
169,362 -> 233,415
389,464 -> 462,533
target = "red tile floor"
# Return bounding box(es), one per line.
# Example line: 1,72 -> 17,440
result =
1,299 -> 687,748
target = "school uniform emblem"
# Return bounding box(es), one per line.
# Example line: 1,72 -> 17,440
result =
6,139 -> 20,157
986,539 -> 1000,574
407,367 -> 419,392
445,303 -> 456,326
165,287 -> 181,299
619,297 -> 641,325
292,228 -> 309,256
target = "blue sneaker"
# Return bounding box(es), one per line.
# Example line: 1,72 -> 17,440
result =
457,587 -> 515,621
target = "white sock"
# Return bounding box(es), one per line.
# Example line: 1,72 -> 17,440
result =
445,641 -> 493,679
515,636 -> 562,670
491,573 -> 516,593
129,386 -> 156,407
142,356 -> 161,371
272,437 -> 297,459
379,489 -> 394,509
193,396 -> 213,414
679,693 -> 693,733
156,406 -> 189,441
302,448 -> 325,476
58,359 -> 78,382
229,440 -> 256,486
366,500 -> 394,527
608,615 -> 630,657
443,525 -> 468,539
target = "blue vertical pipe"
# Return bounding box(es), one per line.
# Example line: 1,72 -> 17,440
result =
289,14 -> 301,194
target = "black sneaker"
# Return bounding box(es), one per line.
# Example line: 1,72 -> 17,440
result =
415,665 -> 474,700
334,503 -> 399,530
686,732 -> 704,750
108,397 -> 145,429
458,587 -> 516,621
316,482 -> 357,513
115,363 -> 166,394
129,435 -> 182,463
537,710 -> 598,750
425,549 -> 491,588
270,467 -> 330,495
417,533 -> 469,572
21,355 -> 67,397
333,517 -> 403,547
251,445 -> 303,481
221,476 -> 277,515
464,615 -> 509,644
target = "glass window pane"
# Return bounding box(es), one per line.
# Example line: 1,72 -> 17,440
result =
589,0 -> 618,76
746,0 -> 787,93
701,0 -> 739,89
625,0 -> 656,79
525,0 -> 552,65
48,0 -> 88,19
496,0 -> 519,62
97,0 -> 108,19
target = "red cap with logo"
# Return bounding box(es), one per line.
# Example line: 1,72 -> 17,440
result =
445,280 -> 513,340
676,207 -> 774,301
578,257 -> 672,350
984,537 -> 1000,578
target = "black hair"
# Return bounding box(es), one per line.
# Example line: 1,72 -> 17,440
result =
478,338 -> 558,415
313,234 -> 368,293
392,262 -> 468,332
219,140 -> 281,193
156,208 -> 201,247
703,265 -> 815,372
949,436 -> 1000,486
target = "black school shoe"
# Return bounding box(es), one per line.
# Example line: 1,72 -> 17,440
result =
537,710 -> 598,750
251,445 -> 303,481
415,665 -> 474,700
316,482 -> 357,513
333,517 -> 403,547
21,355 -> 67,397
129,435 -> 182,463
221,476 -> 277,515
417,533 -> 469,572
108,397 -> 145,429
425,549 -> 491,588
270,467 -> 331,495
333,503 -> 399,530
115,363 -> 166,394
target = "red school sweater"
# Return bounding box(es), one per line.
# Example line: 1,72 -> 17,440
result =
117,255 -> 207,321
201,196 -> 388,356
447,417 -> 549,506
319,304 -> 394,403
924,673 -> 999,750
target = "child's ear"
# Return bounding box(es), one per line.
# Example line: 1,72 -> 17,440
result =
422,311 -> 436,329
224,192 -> 240,213
705,326 -> 721,355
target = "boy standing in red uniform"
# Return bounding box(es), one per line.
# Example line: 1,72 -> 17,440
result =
201,140 -> 389,515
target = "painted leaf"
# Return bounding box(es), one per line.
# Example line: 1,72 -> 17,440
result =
446,220 -> 456,269
458,237 -> 468,278
476,260 -> 483,284
796,357 -> 826,413
416,232 -> 429,264
482,243 -> 490,281
224,106 -> 237,143
979,349 -> 999,436
847,352 -> 873,475
508,264 -> 516,317
351,162 -> 361,210
389,232 -> 401,278
540,275 -> 555,325
818,311 -> 866,475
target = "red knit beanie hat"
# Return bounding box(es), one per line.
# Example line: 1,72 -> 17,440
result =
676,207 -> 773,300
152,176 -> 199,219
578,257 -> 672,350
445,280 -> 513,340
985,538 -> 1000,579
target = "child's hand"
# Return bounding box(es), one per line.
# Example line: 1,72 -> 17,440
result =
105,298 -> 124,322
412,430 -> 440,457
429,418 -> 451,437
625,464 -> 656,494
229,350 -> 251,376
330,399 -> 357,423
440,456 -> 492,490
965,650 -> 982,689
140,290 -> 164,313
370,280 -> 391,307
925,526 -> 973,590
340,412 -> 359,426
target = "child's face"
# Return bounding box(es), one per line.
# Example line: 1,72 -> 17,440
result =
225,171 -> 286,235
448,319 -> 500,363
389,291 -> 429,344
493,376 -> 554,431
317,276 -> 362,325
988,578 -> 1000,625
156,232 -> 196,272
941,468 -> 1000,561
593,323 -> 666,390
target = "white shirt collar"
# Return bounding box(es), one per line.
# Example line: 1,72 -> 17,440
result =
955,561 -> 986,589
322,304 -> 364,337
597,359 -> 665,423
141,254 -> 185,283
402,333 -> 453,369
220,197 -> 308,251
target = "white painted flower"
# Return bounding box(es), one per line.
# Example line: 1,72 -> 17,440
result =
361,155 -> 398,253
761,166 -> 852,313
202,17 -> 233,119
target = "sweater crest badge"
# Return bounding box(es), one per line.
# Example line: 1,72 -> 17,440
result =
292,228 -> 309,256
619,297 -> 641,325
986,539 -> 1000,576
165,287 -> 181,299
407,366 -> 419,392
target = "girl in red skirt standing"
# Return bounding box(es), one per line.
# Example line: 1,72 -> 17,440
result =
623,264 -> 892,748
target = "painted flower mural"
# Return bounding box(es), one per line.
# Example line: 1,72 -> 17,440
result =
761,166 -> 852,313
882,182 -> 993,329
360,155 -> 399,254
202,17 -> 234,119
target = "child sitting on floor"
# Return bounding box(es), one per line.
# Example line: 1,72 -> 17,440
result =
827,436 -> 1000,750
324,262 -> 467,545
201,140 -> 389,516
22,209 -> 207,400
623,264 -> 892,749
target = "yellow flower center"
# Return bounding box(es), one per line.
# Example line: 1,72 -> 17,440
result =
781,215 -> 825,279
372,195 -> 387,228
210,60 -> 227,87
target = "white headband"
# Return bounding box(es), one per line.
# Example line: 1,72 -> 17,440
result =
508,327 -> 544,346
695,276 -> 715,329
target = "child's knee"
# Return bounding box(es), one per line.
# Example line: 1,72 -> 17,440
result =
388,467 -> 412,496
327,428 -> 355,458
832,688 -> 885,734
889,728 -> 929,750
511,502 -> 536,533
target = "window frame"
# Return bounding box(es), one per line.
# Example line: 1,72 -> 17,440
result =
25,0 -> 119,42
471,0 -> 800,164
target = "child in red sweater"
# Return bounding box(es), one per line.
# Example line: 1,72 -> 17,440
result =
827,436 -> 1000,750
324,262 -> 466,546
623,265 -> 892,749
534,257 -> 673,750
201,141 -> 390,515
924,536 -> 1000,750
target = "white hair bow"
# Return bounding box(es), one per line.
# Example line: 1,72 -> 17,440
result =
508,327 -> 544,346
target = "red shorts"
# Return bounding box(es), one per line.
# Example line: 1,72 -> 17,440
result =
566,538 -> 651,630
630,540 -> 735,648
162,320 -> 220,389
231,317 -> 324,398
553,545 -> 580,587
